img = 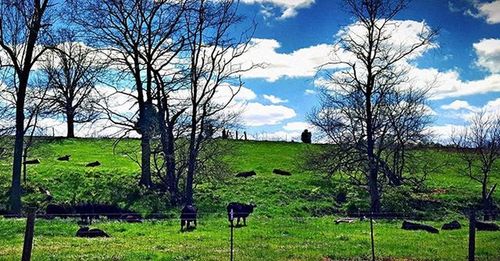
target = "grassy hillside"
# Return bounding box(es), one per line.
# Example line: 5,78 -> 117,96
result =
0,138 -> 499,216
0,138 -> 499,260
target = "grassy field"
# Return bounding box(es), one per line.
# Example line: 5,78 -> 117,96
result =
0,138 -> 499,260
1,217 -> 500,260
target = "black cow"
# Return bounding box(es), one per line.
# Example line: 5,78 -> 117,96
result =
57,155 -> 70,161
402,220 -> 439,234
235,171 -> 256,178
86,161 -> 101,167
76,227 -> 109,238
180,205 -> 197,231
227,202 -> 256,226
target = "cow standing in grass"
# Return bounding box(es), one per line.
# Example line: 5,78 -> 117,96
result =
227,202 -> 256,226
180,205 -> 197,231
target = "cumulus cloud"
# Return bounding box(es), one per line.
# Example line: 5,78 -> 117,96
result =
241,0 -> 315,20
474,38 -> 500,73
441,100 -> 479,111
263,94 -> 288,104
240,102 -> 296,126
477,0 -> 500,24
237,38 -> 334,82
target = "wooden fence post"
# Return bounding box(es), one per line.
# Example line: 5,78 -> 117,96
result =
468,210 -> 476,261
230,209 -> 234,261
370,213 -> 375,261
22,208 -> 36,261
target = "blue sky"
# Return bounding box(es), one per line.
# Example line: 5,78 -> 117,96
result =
227,0 -> 500,141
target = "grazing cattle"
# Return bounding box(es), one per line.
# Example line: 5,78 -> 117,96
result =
227,202 -> 256,226
24,159 -> 40,165
476,221 -> 500,231
180,205 -> 197,231
273,169 -> 291,176
57,155 -> 70,161
76,227 -> 109,238
235,171 -> 256,178
402,220 -> 439,233
86,161 -> 101,167
442,220 -> 461,230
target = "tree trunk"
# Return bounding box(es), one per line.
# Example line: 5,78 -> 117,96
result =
368,168 -> 381,213
66,111 -> 75,138
139,132 -> 152,188
481,181 -> 490,221
157,106 -> 179,205
185,151 -> 196,205
10,89 -> 26,214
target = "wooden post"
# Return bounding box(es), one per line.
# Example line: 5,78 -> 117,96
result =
22,208 -> 36,261
230,209 -> 234,261
370,213 -> 375,261
468,210 -> 476,261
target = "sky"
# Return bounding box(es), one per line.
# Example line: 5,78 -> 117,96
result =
219,0 -> 500,142
3,0 -> 498,142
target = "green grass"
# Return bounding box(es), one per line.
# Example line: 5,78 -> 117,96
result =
0,217 -> 499,260
0,138 -> 499,260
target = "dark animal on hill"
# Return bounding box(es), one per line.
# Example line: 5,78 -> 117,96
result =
227,202 -> 256,226
401,220 -> 439,233
476,221 -> 500,231
86,161 -> 101,167
180,205 -> 197,231
235,171 -> 256,178
76,227 -> 109,238
24,159 -> 40,164
442,220 -> 461,230
273,169 -> 291,176
57,155 -> 70,161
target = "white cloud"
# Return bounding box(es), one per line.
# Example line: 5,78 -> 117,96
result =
441,100 -> 479,111
263,94 -> 288,104
426,124 -> 465,143
237,38 -> 334,82
241,0 -> 315,19
304,89 -> 316,95
240,102 -> 296,126
473,38 -> 500,73
477,0 -> 500,24
283,121 -> 312,131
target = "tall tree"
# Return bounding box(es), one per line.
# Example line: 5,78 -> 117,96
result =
69,0 -> 186,187
42,31 -> 105,138
0,0 -> 54,214
308,0 -> 436,212
453,112 -> 500,220
182,0 -> 252,204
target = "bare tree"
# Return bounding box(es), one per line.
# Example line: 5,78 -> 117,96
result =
42,30 -> 105,138
452,112 -> 500,220
69,0 -> 186,187
0,0 -> 55,214
182,0 -> 253,205
308,0 -> 436,212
